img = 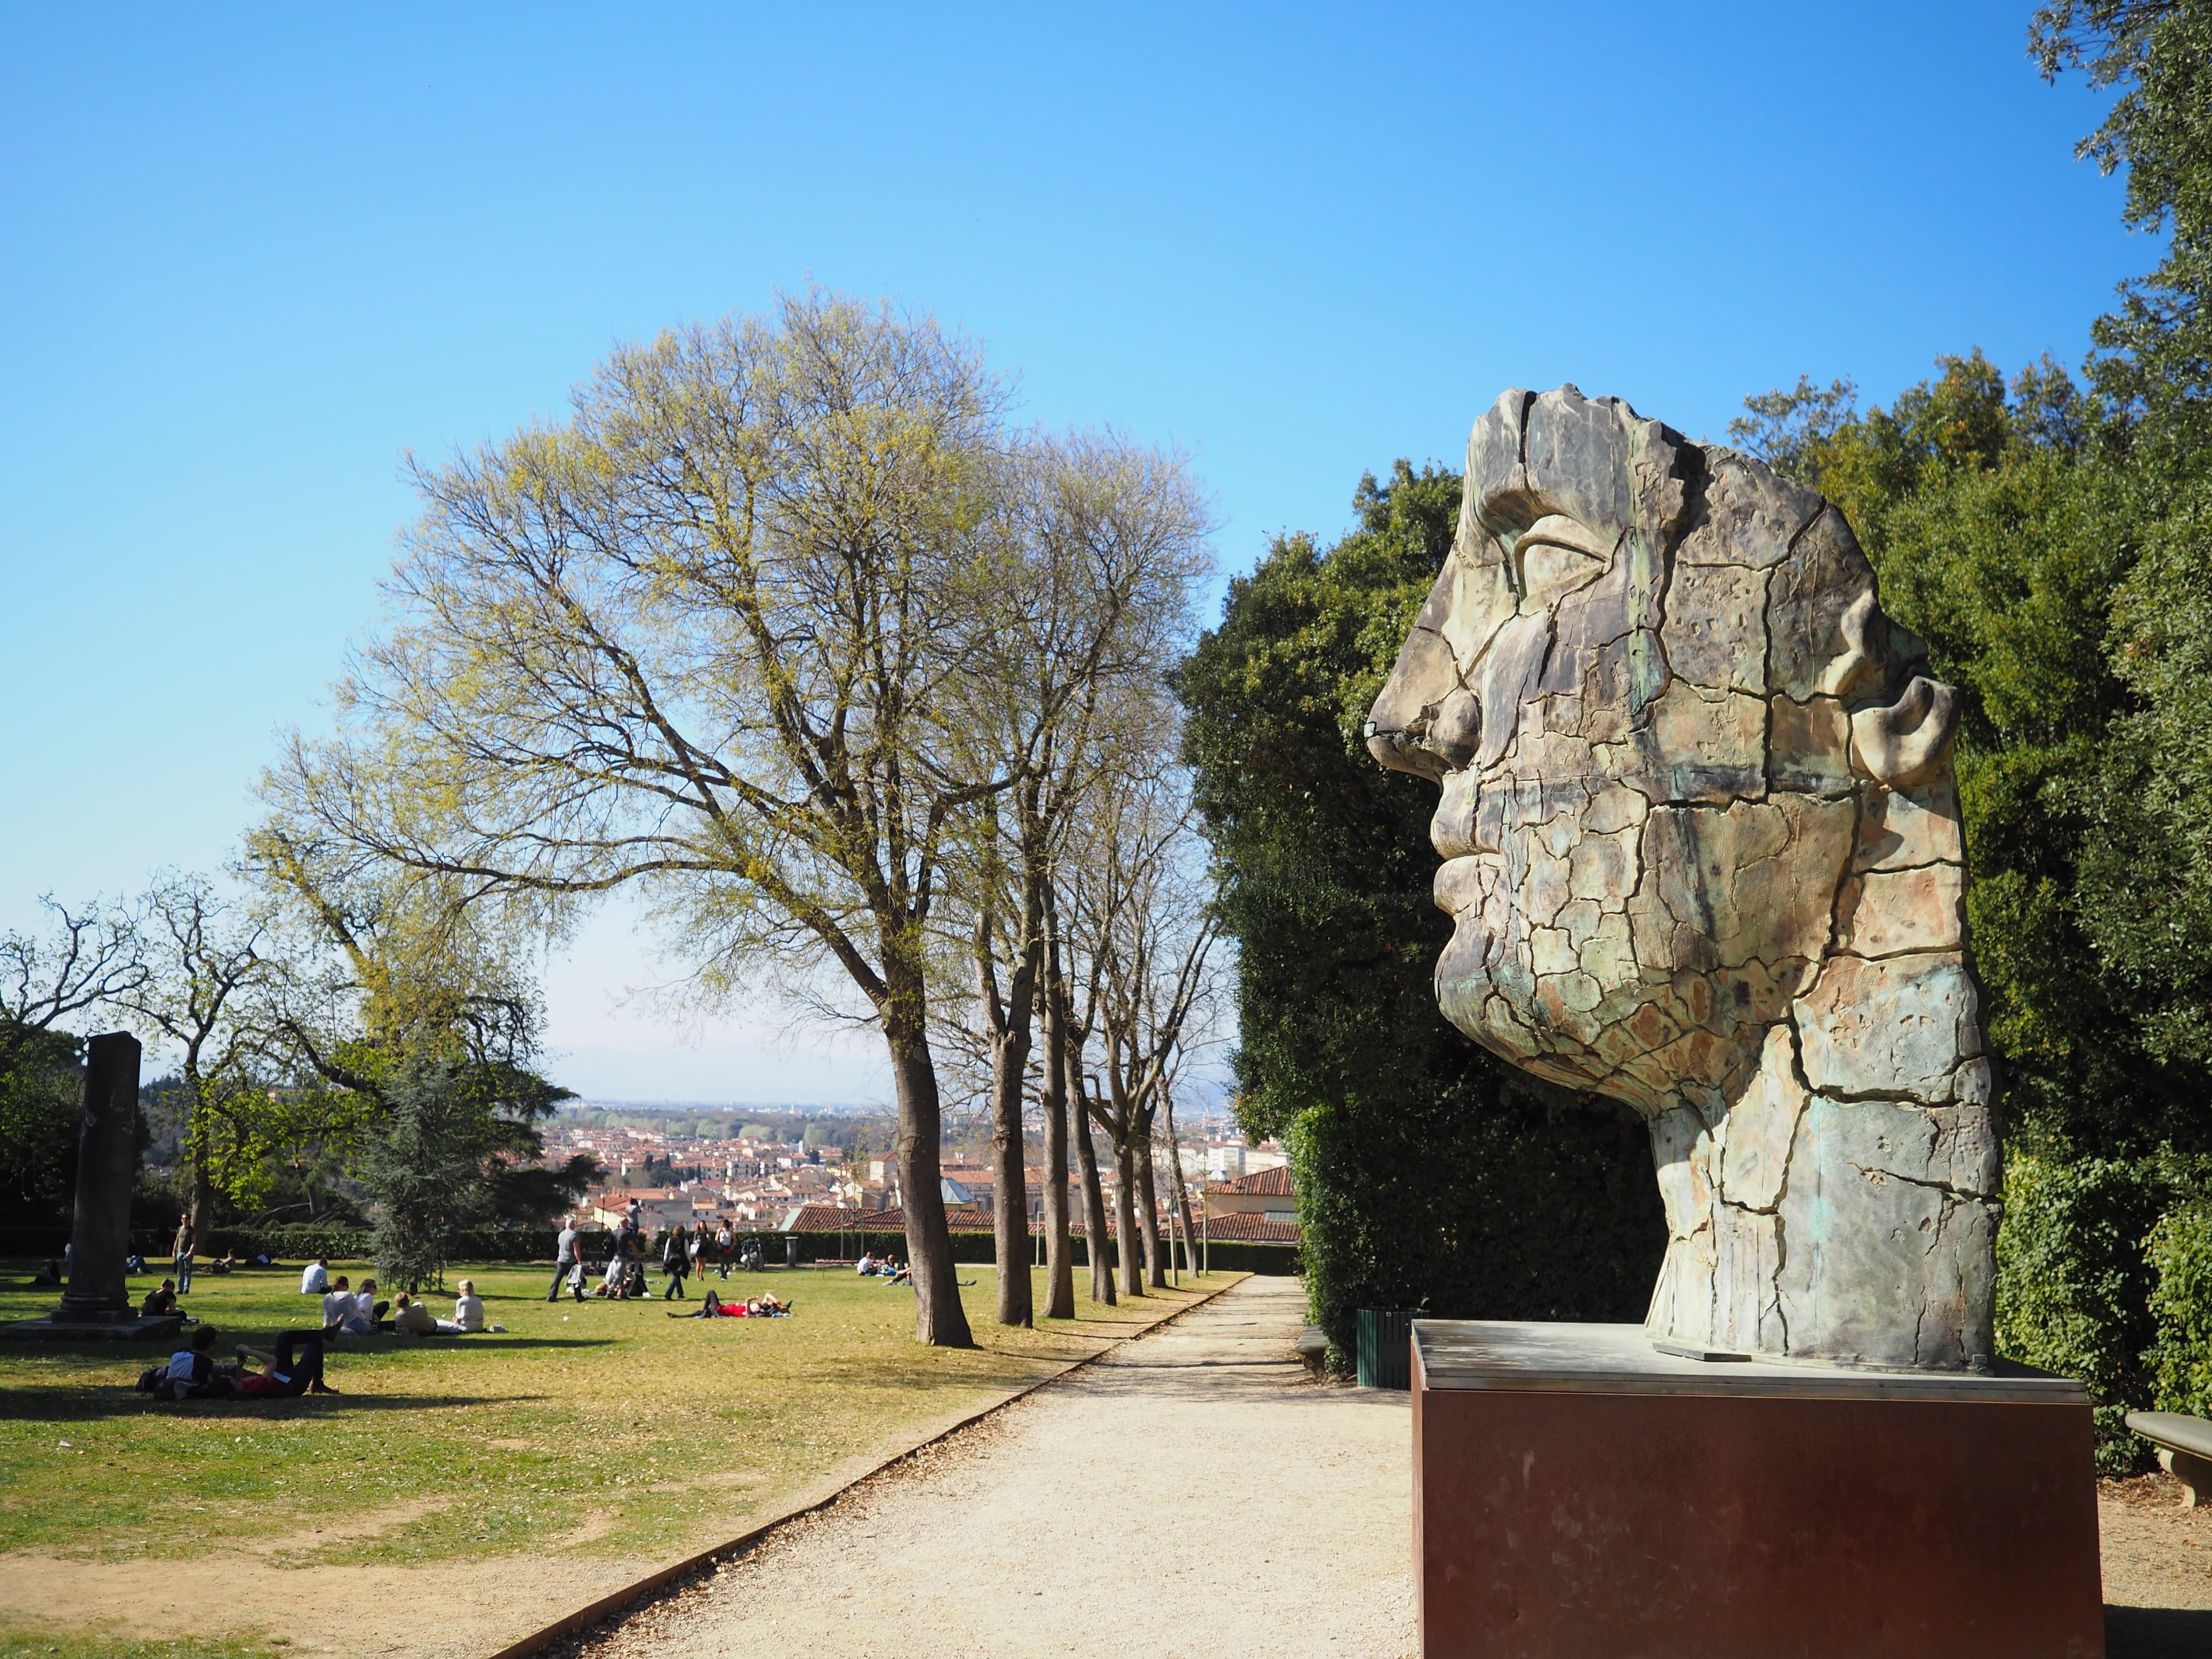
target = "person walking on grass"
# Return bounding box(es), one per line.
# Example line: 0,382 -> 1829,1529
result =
661,1223 -> 690,1300
547,1216 -> 580,1302
715,1222 -> 733,1280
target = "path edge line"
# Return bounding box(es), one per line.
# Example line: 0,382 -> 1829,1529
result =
483,1272 -> 1255,1659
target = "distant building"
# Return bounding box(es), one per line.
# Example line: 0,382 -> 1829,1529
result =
1204,1165 -> 1298,1234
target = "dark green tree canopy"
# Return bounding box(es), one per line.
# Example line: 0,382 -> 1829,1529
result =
2034,0 -> 2212,465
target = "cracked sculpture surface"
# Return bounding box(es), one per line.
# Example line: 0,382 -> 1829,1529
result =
1366,386 -> 1995,1372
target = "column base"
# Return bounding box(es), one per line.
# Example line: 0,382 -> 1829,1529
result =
1,1312 -> 185,1343
1413,1320 -> 2105,1659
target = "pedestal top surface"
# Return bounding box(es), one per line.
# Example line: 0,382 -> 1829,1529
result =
1413,1320 -> 2086,1403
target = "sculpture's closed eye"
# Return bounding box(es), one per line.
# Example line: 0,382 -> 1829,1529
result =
1508,513 -> 1612,607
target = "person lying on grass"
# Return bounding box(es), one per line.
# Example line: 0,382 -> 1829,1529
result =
159,1326 -> 230,1398
669,1287 -> 729,1318
668,1289 -> 792,1319
230,1330 -> 337,1397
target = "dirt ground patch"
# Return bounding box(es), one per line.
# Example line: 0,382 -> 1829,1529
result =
2102,1473 -> 2212,1658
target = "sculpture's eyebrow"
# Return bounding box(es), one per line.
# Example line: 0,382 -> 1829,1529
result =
1509,513 -> 1613,558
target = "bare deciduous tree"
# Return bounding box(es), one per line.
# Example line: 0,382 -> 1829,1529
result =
265,292 -> 1038,1345
1064,761 -> 1222,1295
113,873 -> 276,1239
0,896 -> 144,1054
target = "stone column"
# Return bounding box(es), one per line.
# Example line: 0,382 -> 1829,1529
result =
57,1031 -> 139,1319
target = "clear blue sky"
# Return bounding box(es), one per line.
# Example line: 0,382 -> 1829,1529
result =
0,3 -> 2143,1101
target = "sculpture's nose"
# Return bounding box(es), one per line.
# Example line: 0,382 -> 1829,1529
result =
1366,612 -> 1475,780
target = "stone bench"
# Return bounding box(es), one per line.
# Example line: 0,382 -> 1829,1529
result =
1294,1325 -> 1328,1376
2124,1410 -> 2212,1507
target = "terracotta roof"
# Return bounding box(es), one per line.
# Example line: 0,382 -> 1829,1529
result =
779,1204 -> 994,1233
1211,1165 -> 1295,1197
1197,1212 -> 1301,1242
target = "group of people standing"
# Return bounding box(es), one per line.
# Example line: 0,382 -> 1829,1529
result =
547,1208 -> 769,1305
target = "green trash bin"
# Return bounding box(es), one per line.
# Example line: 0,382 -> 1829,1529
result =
1357,1307 -> 1420,1390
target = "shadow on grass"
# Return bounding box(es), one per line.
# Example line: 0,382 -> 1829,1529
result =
0,1389 -> 548,1421
341,1336 -> 619,1351
2108,1604 -> 2212,1658
0,1332 -> 619,1357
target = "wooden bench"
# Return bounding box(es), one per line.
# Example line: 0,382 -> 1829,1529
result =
2124,1410 -> 2212,1507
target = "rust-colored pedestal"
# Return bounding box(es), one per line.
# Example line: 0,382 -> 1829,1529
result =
1413,1321 -> 2104,1659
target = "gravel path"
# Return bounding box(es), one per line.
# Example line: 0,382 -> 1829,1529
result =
566,1276 -> 1417,1659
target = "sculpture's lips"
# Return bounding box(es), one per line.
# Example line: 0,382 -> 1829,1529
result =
1433,852 -> 1488,920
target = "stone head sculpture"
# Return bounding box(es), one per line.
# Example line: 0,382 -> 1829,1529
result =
1367,387 -> 1995,1371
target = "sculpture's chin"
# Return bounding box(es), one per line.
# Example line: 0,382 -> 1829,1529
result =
1435,898 -> 1505,1049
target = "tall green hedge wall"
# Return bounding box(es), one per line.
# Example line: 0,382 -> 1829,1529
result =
1177,462 -> 1667,1371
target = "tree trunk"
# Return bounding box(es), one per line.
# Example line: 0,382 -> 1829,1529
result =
1138,1133 -> 1165,1290
1114,1135 -> 1144,1297
1161,1094 -> 1202,1281
990,1062 -> 1032,1327
1038,949 -> 1075,1319
883,1000 -> 973,1348
987,926 -> 1038,1329
184,1064 -> 215,1246
1072,1070 -> 1115,1306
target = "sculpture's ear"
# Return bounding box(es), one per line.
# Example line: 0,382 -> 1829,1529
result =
1849,674 -> 1961,786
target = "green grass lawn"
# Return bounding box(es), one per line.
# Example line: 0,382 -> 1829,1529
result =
0,1258 -> 1233,1579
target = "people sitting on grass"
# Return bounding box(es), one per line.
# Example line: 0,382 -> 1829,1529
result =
141,1279 -> 180,1318
855,1250 -> 877,1276
452,1279 -> 507,1332
300,1256 -> 330,1295
391,1293 -> 466,1336
316,1275 -> 388,1336
595,1251 -> 625,1298
355,1277 -> 391,1332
